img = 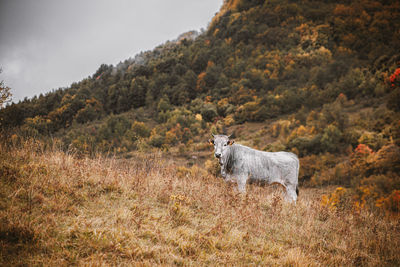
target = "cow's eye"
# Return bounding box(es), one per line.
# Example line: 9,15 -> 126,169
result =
224,143 -> 227,146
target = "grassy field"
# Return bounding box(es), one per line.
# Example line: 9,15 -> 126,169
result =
1,140 -> 399,266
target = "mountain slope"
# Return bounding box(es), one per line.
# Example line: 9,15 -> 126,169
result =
2,0 -> 399,132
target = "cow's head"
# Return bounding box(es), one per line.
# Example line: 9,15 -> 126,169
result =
209,134 -> 234,159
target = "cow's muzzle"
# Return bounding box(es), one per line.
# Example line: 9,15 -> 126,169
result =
215,153 -> 221,158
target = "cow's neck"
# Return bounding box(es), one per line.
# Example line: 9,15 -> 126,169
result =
222,145 -> 235,173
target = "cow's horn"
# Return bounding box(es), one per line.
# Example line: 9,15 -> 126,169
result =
211,133 -> 215,137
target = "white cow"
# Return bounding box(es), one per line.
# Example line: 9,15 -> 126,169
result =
209,134 -> 299,202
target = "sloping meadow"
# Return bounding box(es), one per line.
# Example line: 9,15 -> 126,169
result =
1,140 -> 399,266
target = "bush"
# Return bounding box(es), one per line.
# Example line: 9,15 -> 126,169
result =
125,121 -> 151,142
321,187 -> 353,212
321,124 -> 342,153
157,97 -> 172,112
234,100 -> 270,123
104,115 -> 131,137
357,131 -> 386,151
287,135 -> 322,156
371,144 -> 400,174
217,98 -> 235,117
149,133 -> 165,148
75,105 -> 98,123
200,103 -> 218,122
376,190 -> 400,213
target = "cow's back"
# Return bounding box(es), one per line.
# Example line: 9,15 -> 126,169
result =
228,145 -> 298,184
265,151 -> 299,184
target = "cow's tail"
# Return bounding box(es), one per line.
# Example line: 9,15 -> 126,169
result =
296,157 -> 300,196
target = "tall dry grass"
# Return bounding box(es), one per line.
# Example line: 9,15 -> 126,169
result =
0,139 -> 399,266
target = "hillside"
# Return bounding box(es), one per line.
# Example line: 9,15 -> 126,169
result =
1,142 -> 399,265
1,0 -> 400,225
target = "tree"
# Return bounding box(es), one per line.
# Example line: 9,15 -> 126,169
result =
321,124 -> 342,153
0,69 -> 12,108
129,76 -> 148,108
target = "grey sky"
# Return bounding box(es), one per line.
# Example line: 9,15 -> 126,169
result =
0,0 -> 223,103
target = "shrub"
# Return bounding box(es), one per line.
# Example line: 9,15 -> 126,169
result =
23,116 -> 52,136
321,124 -> 342,153
131,121 -> 151,138
234,99 -> 269,123
223,114 -> 235,126
149,133 -> 165,148
370,144 -> 400,174
376,190 -> 400,214
357,131 -> 386,151
217,98 -> 235,117
287,135 -> 322,156
271,120 -> 293,138
157,97 -> 172,112
343,128 -> 362,147
125,121 -> 151,145
321,187 -> 353,212
201,103 -> 218,122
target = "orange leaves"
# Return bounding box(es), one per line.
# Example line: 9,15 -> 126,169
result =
354,143 -> 373,155
287,124 -> 317,146
231,86 -> 255,105
322,186 -> 400,215
389,68 -> 400,87
196,72 -> 207,92
196,61 -> 218,93
322,142 -> 400,215
349,143 -> 373,173
321,187 -> 350,211
213,28 -> 220,37
165,123 -> 192,145
376,190 -> 400,215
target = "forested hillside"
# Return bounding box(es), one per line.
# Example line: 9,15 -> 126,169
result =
1,0 -> 400,213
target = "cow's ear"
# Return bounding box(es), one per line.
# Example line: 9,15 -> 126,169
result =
228,140 -> 234,146
208,139 -> 214,145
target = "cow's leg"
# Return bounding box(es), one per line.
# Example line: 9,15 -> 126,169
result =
224,173 -> 235,183
221,168 -> 226,178
236,174 -> 248,193
285,184 -> 297,203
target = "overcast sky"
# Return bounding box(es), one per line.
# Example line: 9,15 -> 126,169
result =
0,0 -> 223,103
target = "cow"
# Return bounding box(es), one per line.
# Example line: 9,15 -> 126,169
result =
209,134 -> 299,202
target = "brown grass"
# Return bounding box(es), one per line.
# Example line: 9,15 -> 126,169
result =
1,140 -> 399,266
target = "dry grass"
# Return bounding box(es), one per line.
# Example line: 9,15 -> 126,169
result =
1,140 -> 399,266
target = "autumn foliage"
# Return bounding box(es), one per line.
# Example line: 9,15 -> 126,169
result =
389,68 -> 400,87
